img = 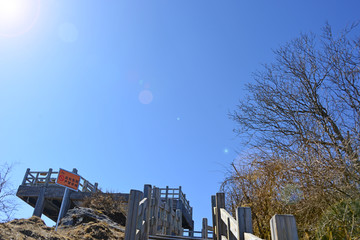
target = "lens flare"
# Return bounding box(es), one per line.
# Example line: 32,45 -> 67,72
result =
0,0 -> 40,37
139,90 -> 153,104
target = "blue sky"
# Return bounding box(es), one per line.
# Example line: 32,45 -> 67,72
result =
1,0 -> 359,229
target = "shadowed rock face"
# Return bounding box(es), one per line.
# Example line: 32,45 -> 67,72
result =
0,209 -> 125,240
59,207 -> 125,232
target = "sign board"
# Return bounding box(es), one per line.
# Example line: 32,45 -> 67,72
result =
56,168 -> 80,191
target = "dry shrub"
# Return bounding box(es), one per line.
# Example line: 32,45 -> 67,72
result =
82,192 -> 127,226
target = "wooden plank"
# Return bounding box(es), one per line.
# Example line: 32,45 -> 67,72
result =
270,215 -> 298,240
220,208 -> 237,239
244,233 -> 263,240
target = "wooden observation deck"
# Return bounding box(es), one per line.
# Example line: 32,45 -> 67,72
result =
16,168 -> 194,232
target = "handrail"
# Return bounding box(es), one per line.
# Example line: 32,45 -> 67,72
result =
159,186 -> 192,217
21,168 -> 99,193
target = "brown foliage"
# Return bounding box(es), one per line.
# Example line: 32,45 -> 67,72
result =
225,23 -> 360,239
82,192 -> 127,226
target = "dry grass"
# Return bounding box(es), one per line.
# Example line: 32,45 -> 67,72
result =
82,192 -> 127,226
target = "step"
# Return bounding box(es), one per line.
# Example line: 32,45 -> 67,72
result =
149,235 -> 211,240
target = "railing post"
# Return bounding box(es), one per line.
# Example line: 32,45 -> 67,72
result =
34,172 -> 39,185
165,186 -> 169,201
215,193 -> 226,240
176,209 -> 182,235
125,190 -> 143,240
150,187 -> 160,235
22,168 -> 30,185
237,207 -> 253,240
45,168 -> 52,186
211,195 -> 217,240
270,215 -> 299,240
178,186 -> 182,200
202,218 -> 208,239
143,184 -> 152,240
166,198 -> 172,235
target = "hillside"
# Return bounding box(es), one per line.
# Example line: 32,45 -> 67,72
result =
0,208 -> 125,240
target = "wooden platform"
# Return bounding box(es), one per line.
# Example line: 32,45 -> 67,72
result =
17,184 -> 128,221
16,168 -> 194,231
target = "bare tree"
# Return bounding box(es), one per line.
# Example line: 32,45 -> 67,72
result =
224,23 -> 360,239
0,163 -> 17,222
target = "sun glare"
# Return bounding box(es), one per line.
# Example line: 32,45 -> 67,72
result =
0,0 -> 40,37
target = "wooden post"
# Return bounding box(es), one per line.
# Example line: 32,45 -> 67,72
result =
33,187 -> 46,217
202,218 -> 208,239
45,168 -> 52,186
237,207 -> 253,240
33,168 -> 53,217
150,187 -> 160,235
211,195 -> 217,240
165,186 -> 169,201
125,190 -> 143,240
143,184 -> 152,240
22,168 -> 30,185
176,209 -> 182,235
178,186 -> 182,200
215,193 -> 226,239
34,172 -> 39,185
166,198 -> 172,235
270,215 -> 299,240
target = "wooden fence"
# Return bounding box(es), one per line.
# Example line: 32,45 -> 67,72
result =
21,168 -> 99,193
159,186 -> 193,218
211,192 -> 299,240
125,185 -> 183,240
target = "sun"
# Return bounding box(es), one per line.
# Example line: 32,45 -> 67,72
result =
0,0 -> 40,37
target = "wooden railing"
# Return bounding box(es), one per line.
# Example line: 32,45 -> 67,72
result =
125,185 -> 183,240
211,193 -> 299,240
159,186 -> 193,217
21,168 -> 99,193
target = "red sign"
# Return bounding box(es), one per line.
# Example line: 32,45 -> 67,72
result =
56,168 -> 81,191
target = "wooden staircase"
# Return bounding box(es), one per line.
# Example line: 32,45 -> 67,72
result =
149,235 -> 207,240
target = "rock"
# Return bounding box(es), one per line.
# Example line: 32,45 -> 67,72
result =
59,207 -> 125,232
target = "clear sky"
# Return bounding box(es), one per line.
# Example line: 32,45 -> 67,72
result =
1,0 -> 359,229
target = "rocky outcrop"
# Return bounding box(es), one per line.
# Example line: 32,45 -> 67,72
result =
0,208 -> 125,240
59,207 -> 125,232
